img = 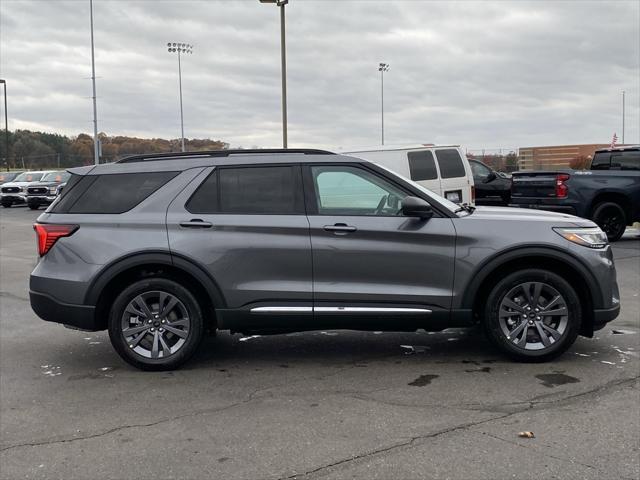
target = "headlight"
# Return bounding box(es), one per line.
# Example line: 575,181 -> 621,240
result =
49,186 -> 58,194
554,227 -> 608,249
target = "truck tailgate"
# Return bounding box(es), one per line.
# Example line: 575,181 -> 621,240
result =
511,171 -> 560,198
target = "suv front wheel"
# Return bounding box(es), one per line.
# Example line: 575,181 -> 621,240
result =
108,278 -> 204,371
483,269 -> 581,362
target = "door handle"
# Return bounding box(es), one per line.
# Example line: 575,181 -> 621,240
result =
323,223 -> 357,233
180,219 -> 213,228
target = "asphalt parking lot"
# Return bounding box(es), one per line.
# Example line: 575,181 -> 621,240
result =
1,206 -> 638,480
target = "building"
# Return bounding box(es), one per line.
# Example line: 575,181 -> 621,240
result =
518,144 -> 611,170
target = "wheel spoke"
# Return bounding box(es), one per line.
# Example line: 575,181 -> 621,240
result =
125,303 -> 146,318
160,296 -> 179,318
542,295 -> 562,312
129,331 -> 147,348
151,331 -> 160,358
122,324 -> 149,337
534,321 -> 551,347
516,324 -> 529,347
541,322 -> 562,340
531,282 -> 543,307
167,318 -> 189,328
158,333 -> 171,355
543,306 -> 568,317
163,325 -> 188,338
508,321 -> 527,341
501,298 -> 525,313
133,295 -> 154,319
499,308 -> 520,318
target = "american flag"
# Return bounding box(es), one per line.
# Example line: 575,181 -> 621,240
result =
611,133 -> 618,148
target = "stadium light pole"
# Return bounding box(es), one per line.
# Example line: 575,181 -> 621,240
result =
622,90 -> 625,145
89,0 -> 99,164
379,63 -> 389,145
167,42 -> 193,152
259,0 -> 288,148
0,80 -> 8,170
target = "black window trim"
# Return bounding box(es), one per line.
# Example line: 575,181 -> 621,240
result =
185,163 -> 306,216
301,162 -> 450,218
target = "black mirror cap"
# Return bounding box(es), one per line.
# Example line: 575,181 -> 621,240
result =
402,196 -> 434,219
484,171 -> 497,183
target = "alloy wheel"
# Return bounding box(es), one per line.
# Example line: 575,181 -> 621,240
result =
120,291 -> 190,359
498,282 -> 568,350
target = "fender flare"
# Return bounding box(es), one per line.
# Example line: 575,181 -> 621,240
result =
84,250 -> 226,308
459,245 -> 603,309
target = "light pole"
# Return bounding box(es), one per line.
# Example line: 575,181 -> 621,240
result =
167,42 -> 193,152
89,0 -> 99,164
622,90 -> 625,145
0,80 -> 8,170
259,0 -> 288,148
378,62 -> 389,145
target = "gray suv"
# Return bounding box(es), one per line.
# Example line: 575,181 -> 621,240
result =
29,150 -> 620,370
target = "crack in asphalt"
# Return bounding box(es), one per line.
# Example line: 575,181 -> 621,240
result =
0,291 -> 29,302
277,375 -> 639,479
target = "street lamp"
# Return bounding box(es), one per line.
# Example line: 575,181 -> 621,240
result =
0,80 -> 8,170
378,62 -> 389,145
167,42 -> 193,152
622,90 -> 625,145
259,0 -> 288,148
89,0 -> 99,164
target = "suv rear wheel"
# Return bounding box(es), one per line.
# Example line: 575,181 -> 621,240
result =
592,202 -> 626,242
483,269 -> 581,362
108,278 -> 204,371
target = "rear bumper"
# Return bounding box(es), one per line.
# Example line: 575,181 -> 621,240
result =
29,290 -> 100,331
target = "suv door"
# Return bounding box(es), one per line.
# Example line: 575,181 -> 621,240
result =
303,163 -> 457,328
166,164 -> 312,329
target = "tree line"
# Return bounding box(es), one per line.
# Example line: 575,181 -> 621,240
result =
0,130 -> 229,170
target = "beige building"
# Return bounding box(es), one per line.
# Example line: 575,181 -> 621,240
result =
518,144 -> 611,170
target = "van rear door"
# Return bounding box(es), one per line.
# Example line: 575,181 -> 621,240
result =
434,148 -> 473,204
407,149 -> 442,196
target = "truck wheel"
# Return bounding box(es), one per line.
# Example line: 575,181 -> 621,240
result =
592,202 -> 626,242
108,277 -> 205,371
1,202 -> 11,208
483,269 -> 581,362
28,204 -> 39,210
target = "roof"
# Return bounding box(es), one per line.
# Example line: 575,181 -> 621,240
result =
117,148 -> 334,163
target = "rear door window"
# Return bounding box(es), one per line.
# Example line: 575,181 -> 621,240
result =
610,151 -> 640,170
407,151 -> 437,181
435,149 -> 466,178
186,165 -> 303,215
590,152 -> 611,170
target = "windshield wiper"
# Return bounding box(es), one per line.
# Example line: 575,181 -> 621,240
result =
454,203 -> 476,215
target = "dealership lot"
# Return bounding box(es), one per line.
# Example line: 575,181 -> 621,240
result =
1,207 -> 638,479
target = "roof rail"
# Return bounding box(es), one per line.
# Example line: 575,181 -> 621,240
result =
117,148 -> 335,163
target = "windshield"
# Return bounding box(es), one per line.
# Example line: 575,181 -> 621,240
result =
41,171 -> 71,182
374,163 -> 462,213
13,172 -> 44,182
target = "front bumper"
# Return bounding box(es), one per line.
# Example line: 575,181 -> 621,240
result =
30,290 -> 99,331
27,195 -> 56,205
1,194 -> 26,205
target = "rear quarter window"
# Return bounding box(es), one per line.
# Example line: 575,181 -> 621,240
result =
611,151 -> 640,170
51,172 -> 177,214
435,149 -> 466,178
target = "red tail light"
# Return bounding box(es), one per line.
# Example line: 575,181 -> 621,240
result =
555,173 -> 570,199
33,224 -> 78,256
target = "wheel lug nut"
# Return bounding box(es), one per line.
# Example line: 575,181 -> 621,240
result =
150,327 -> 155,332
159,328 -> 164,332
161,319 -> 166,324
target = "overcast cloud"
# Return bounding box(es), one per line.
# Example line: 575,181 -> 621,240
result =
1,0 -> 639,151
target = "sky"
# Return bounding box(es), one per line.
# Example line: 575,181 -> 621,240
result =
1,0 -> 639,152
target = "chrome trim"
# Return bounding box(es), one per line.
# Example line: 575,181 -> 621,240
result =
315,307 -> 431,313
250,306 -> 312,313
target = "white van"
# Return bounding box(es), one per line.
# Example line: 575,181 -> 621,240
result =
341,144 -> 475,204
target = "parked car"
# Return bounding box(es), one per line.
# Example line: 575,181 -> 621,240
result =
30,149 -> 619,370
1,171 -> 56,207
0,171 -> 24,185
510,146 -> 640,241
26,171 -> 71,210
468,159 -> 512,205
341,145 -> 475,204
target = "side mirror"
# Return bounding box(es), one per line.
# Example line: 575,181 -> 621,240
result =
401,196 -> 433,219
484,171 -> 497,183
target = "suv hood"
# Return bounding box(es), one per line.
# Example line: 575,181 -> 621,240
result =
468,206 -> 594,227
27,181 -> 60,188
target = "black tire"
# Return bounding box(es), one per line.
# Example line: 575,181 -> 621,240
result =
28,204 -> 39,210
108,277 -> 205,371
1,202 -> 11,208
483,269 -> 581,362
592,202 -> 626,242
